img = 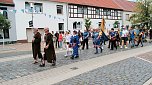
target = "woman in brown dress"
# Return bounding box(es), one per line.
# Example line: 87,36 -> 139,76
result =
40,28 -> 56,67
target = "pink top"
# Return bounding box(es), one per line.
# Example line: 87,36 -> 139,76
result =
58,34 -> 63,41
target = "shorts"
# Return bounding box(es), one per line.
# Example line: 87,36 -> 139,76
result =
121,37 -> 128,44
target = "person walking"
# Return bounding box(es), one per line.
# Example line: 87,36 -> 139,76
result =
82,30 -> 89,50
64,31 -> 72,57
135,29 -> 144,47
92,29 -> 102,54
58,32 -> 63,48
120,26 -> 129,49
109,28 -> 117,50
32,28 -> 42,64
70,31 -> 80,59
40,28 -> 56,67
55,31 -> 59,48
129,27 -> 136,48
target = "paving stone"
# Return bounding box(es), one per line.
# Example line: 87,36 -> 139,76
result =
54,57 -> 152,85
0,42 -> 151,83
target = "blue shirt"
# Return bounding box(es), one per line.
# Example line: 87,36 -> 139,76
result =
110,31 -> 116,37
83,32 -> 89,39
130,30 -> 135,39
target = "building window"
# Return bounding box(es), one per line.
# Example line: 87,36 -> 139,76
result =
3,29 -> 9,39
96,8 -> 100,15
59,23 -> 64,31
0,7 -> 8,19
84,7 -> 88,15
78,6 -> 83,14
73,22 -> 82,29
73,22 -> 77,29
25,2 -> 43,13
57,5 -> 63,14
126,14 -> 129,21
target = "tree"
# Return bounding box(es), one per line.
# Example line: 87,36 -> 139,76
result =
0,13 -> 11,30
0,13 -> 11,46
113,21 -> 119,28
84,18 -> 91,31
130,0 -> 152,29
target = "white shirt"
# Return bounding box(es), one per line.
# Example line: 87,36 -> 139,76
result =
121,30 -> 128,37
65,34 -> 72,42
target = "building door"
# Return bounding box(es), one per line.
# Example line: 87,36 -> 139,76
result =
59,23 -> 64,31
26,28 -> 33,42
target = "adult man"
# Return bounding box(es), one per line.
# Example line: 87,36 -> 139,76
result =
129,27 -> 135,48
121,26 -> 129,49
82,30 -> 89,50
109,28 -> 117,50
32,28 -> 42,64
40,28 -> 56,67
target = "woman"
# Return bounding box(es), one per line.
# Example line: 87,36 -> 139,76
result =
58,32 -> 63,48
65,31 -> 72,57
92,29 -> 102,54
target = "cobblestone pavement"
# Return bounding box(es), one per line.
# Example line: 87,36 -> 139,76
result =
137,51 -> 152,63
54,57 -> 152,85
0,42 -> 151,83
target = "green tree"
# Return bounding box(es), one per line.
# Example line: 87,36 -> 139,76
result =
130,0 -> 152,29
0,13 -> 11,30
84,18 -> 91,31
113,21 -> 119,28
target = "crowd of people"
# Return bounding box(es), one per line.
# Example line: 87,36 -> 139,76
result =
31,26 -> 152,67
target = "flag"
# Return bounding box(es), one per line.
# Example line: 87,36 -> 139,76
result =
101,18 -> 105,32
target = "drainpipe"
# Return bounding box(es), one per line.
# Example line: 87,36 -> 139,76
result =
66,3 -> 69,31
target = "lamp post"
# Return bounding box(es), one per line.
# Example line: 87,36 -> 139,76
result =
30,3 -> 34,28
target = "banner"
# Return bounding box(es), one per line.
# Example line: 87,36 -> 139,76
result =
0,9 -> 65,21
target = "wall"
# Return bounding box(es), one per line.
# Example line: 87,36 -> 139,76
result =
122,11 -> 135,27
14,0 -> 68,41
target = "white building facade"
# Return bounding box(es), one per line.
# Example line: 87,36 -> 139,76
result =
0,0 -> 135,43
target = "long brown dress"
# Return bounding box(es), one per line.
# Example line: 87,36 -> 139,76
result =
32,32 -> 42,59
44,33 -> 56,63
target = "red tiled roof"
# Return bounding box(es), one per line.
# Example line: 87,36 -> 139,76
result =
0,0 -> 14,4
50,0 -> 136,11
50,0 -> 122,10
113,0 -> 136,12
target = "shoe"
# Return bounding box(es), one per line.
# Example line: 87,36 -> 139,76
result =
52,63 -> 56,66
94,52 -> 98,54
120,46 -> 122,49
125,46 -> 128,49
75,56 -> 79,58
141,45 -> 143,47
70,56 -> 74,59
33,61 -> 38,64
39,64 -> 45,67
100,49 -> 102,53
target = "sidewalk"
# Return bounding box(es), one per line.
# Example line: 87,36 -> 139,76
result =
0,45 -> 152,85
0,42 -> 67,58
